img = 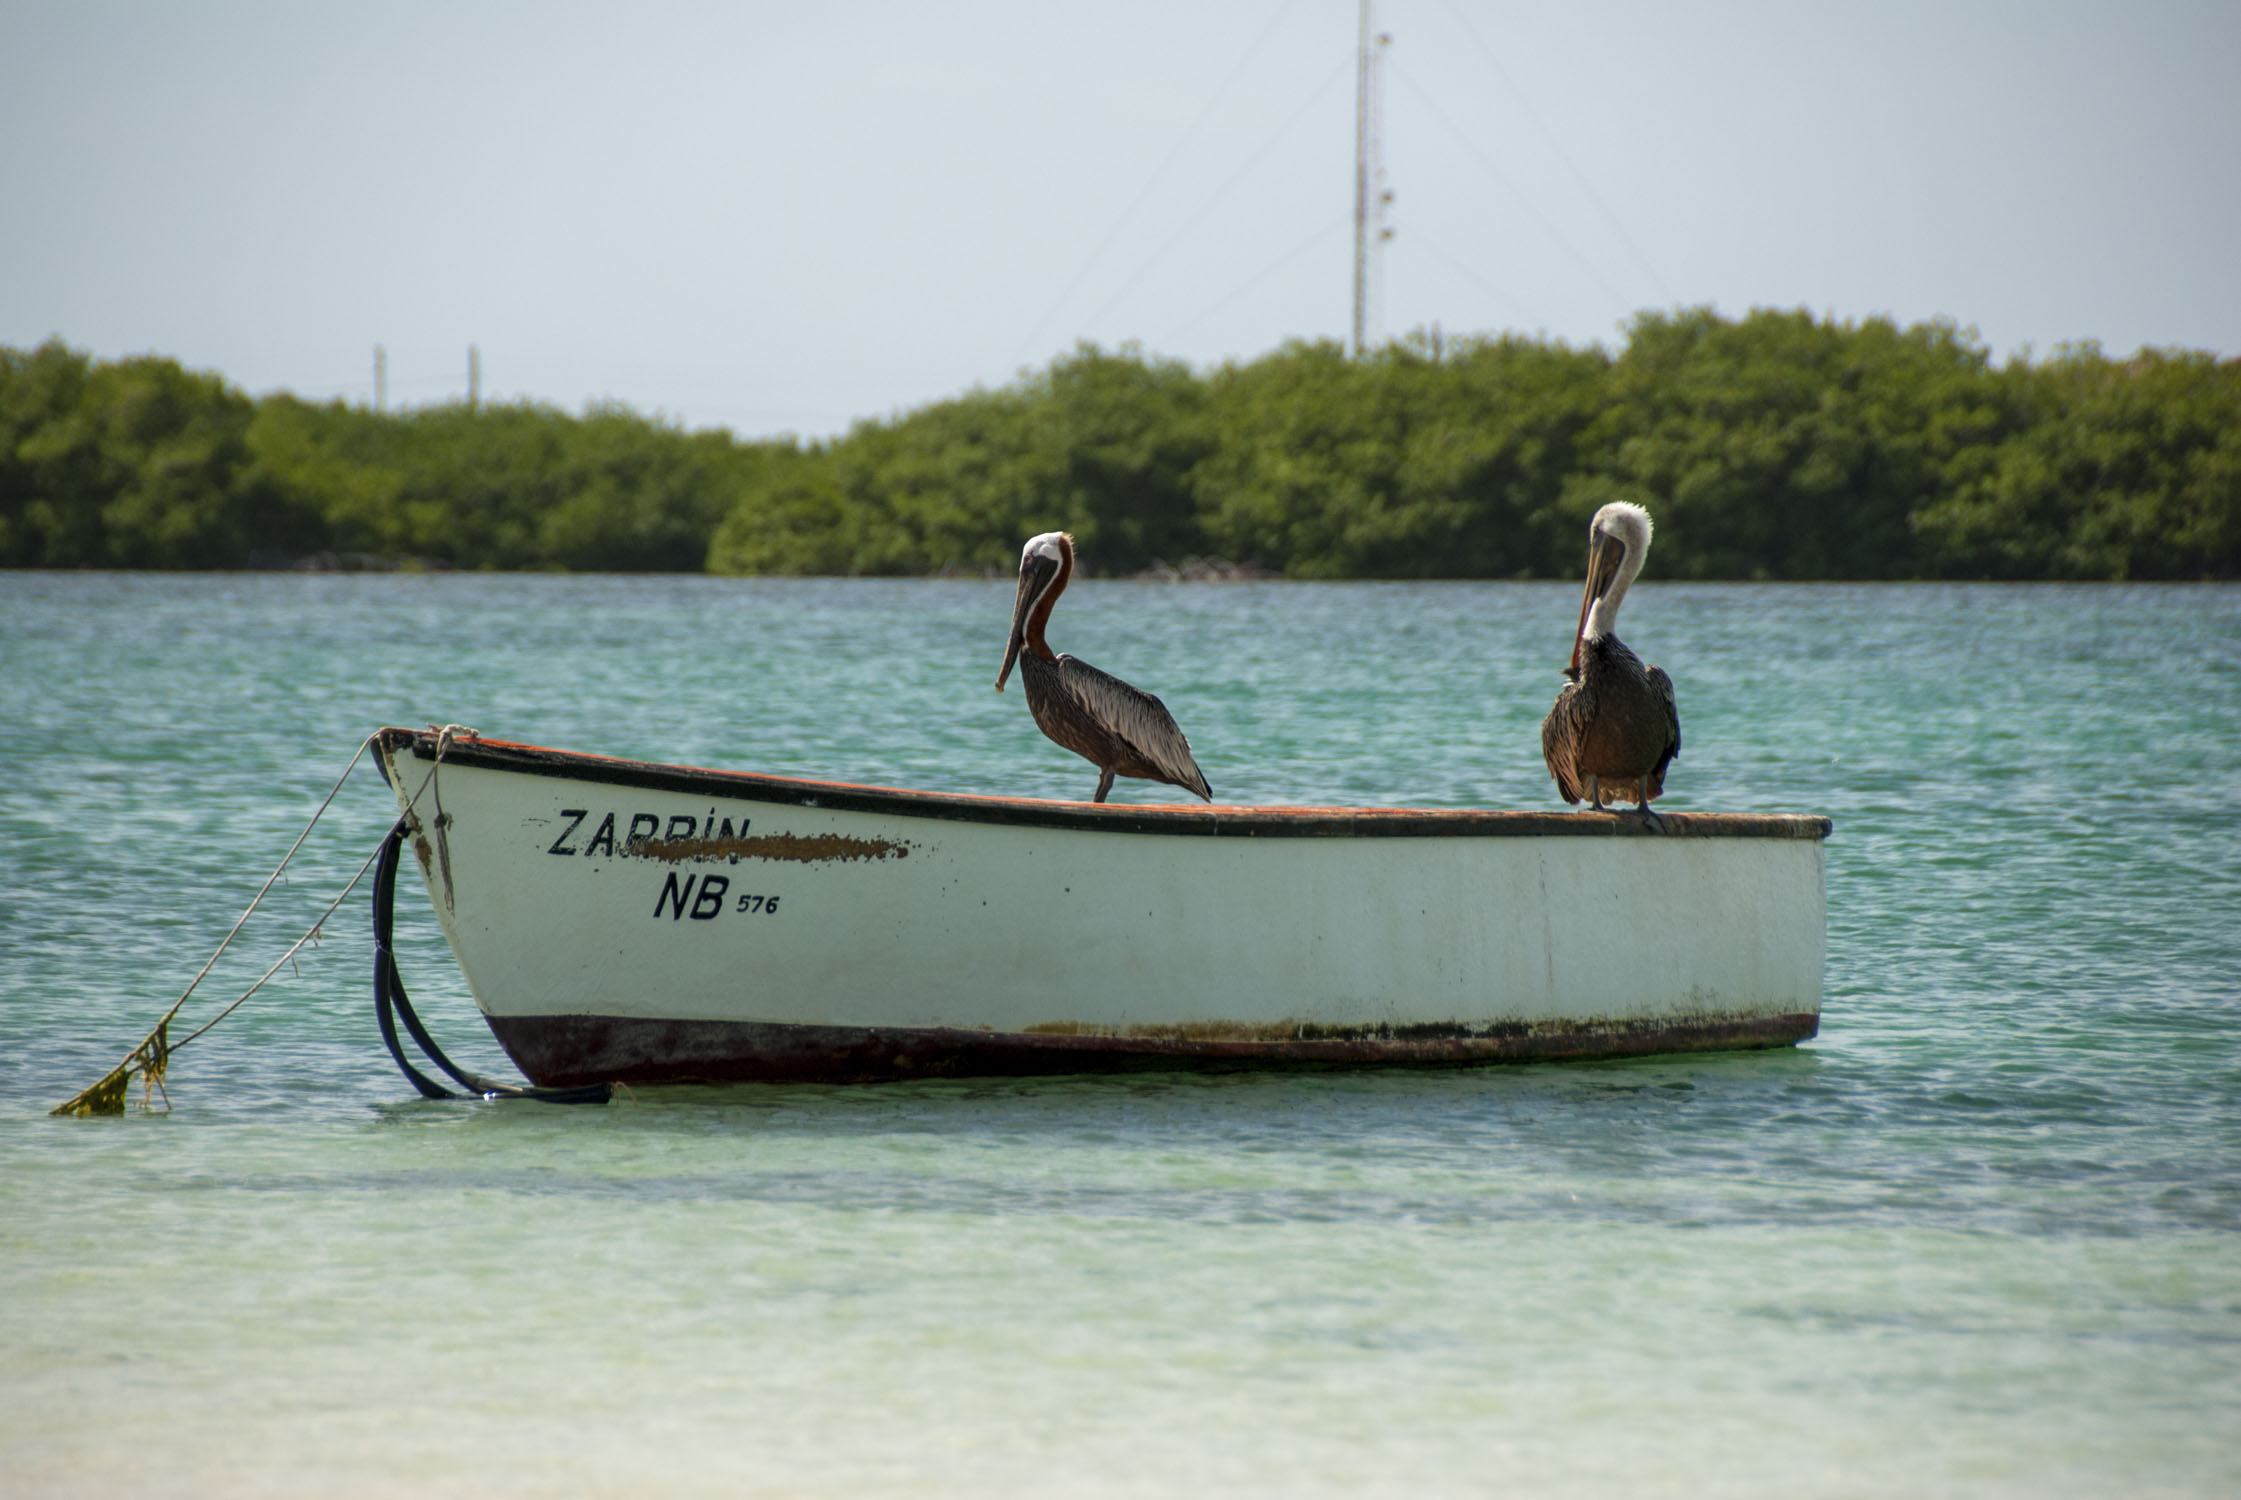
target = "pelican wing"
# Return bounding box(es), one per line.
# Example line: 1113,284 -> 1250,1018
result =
1540,681 -> 1585,805
1057,655 -> 1212,800
1646,662 -> 1681,796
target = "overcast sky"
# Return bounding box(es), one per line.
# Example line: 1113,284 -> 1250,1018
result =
3,1 -> 2234,438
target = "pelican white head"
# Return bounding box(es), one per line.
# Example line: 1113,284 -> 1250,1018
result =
1592,501 -> 1653,553
996,531 -> 1076,691
1569,501 -> 1657,667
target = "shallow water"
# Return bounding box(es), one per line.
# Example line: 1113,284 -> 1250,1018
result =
2,572 -> 2237,1496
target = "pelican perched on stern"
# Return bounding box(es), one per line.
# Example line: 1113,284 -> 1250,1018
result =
995,531 -> 1212,804
1540,501 -> 1681,820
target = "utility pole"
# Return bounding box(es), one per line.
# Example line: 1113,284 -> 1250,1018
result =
1352,0 -> 1370,356
373,344 -> 386,412
1351,2 -> 1391,357
467,344 -> 480,409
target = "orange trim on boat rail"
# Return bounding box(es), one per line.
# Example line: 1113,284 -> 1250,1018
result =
373,727 -> 1832,841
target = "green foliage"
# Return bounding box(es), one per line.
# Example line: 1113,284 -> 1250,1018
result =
0,339 -> 317,568
1594,309 -> 2012,579
1192,334 -> 1610,577
709,314 -> 2235,581
4,315 -> 2236,577
709,344 -> 1210,576
1911,345 -> 2241,579
250,396 -> 772,571
0,342 -> 790,572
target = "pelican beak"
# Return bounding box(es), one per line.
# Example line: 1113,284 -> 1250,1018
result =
995,558 -> 1044,691
1567,531 -> 1625,675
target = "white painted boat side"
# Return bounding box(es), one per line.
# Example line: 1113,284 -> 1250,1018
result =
376,732 -> 1826,1044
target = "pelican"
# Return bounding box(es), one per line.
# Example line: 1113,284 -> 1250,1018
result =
995,531 -> 1212,804
1540,501 -> 1681,820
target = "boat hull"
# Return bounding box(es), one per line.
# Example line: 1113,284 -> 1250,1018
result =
482,1011 -> 1821,1087
375,729 -> 1830,1086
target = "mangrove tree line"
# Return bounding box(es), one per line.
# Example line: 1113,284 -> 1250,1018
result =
4,308 -> 2235,580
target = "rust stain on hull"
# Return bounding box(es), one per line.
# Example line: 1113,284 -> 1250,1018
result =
486,1012 -> 1821,1088
636,833 -> 910,864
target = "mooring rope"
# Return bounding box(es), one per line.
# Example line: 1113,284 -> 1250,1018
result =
50,726 -> 605,1115
167,731 -> 382,1037
51,732 -> 384,1116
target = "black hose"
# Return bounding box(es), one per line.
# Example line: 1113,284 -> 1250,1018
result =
373,819 -> 611,1105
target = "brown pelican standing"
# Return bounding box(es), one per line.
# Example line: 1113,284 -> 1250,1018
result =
1541,501 -> 1681,820
995,531 -> 1212,804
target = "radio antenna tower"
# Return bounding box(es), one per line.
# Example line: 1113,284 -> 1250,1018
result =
1351,1 -> 1392,356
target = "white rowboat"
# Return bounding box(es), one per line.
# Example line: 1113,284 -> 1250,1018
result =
374,727 -> 1829,1085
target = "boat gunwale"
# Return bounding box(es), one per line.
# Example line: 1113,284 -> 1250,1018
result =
375,727 -> 1832,841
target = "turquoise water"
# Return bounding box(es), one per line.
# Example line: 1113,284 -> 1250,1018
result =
2,572 -> 2237,1497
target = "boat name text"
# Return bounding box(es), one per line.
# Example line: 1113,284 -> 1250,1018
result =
547,809 -> 748,858
546,809 -> 909,864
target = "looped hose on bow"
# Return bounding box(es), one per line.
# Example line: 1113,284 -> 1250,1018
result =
371,817 -> 610,1105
